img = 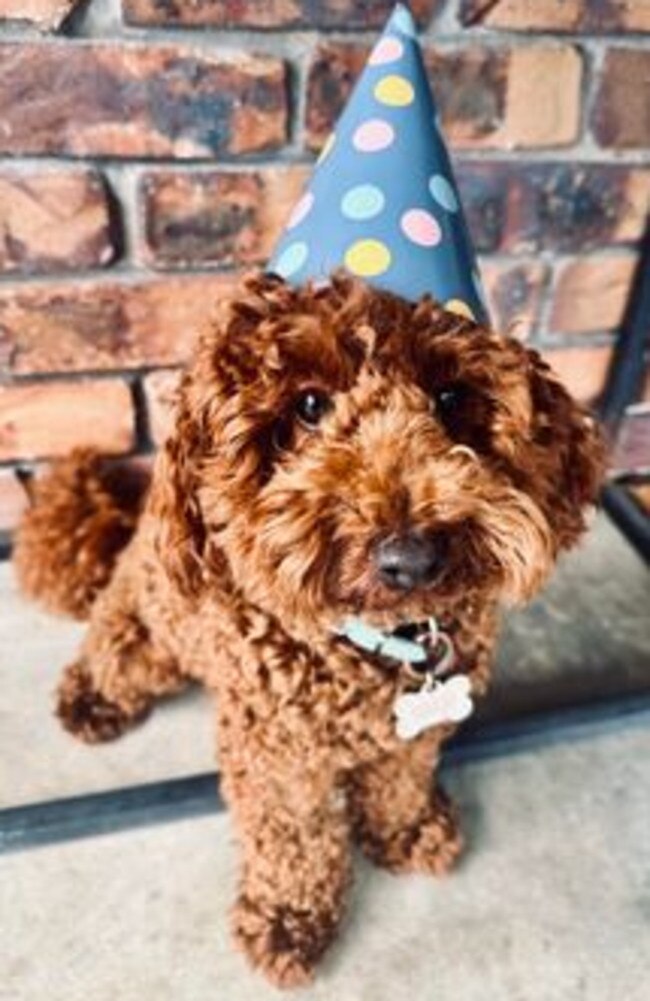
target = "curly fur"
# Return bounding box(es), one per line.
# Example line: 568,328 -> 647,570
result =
14,272 -> 604,987
13,451 -> 148,620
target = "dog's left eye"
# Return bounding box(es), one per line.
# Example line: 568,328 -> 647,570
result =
431,380 -> 493,450
433,383 -> 465,418
295,390 -> 332,429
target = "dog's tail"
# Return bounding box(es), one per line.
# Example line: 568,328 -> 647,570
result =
13,449 -> 150,620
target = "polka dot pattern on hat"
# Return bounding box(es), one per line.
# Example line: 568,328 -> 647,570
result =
374,74 -> 415,107
274,241 -> 309,279
353,119 -> 396,153
445,299 -> 476,321
267,3 -> 487,322
369,36 -> 405,66
287,192 -> 314,230
429,174 -> 459,213
401,209 -> 442,247
341,184 -> 386,221
392,4 -> 417,37
318,132 -> 336,164
345,239 -> 392,277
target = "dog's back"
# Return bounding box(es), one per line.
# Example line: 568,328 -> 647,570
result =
13,450 -> 149,620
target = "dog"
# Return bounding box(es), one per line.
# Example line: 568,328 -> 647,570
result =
14,271 -> 603,987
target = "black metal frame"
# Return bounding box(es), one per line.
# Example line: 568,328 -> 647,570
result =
599,220 -> 650,562
601,482 -> 650,563
2,693 -> 649,854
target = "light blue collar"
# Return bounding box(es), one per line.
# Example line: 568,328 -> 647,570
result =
336,617 -> 432,664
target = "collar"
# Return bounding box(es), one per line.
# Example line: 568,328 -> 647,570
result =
336,616 -> 455,674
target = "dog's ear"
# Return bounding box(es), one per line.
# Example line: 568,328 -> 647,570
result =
524,349 -> 605,552
148,373 -> 208,597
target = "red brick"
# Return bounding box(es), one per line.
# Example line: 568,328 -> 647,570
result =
0,1 -> 82,29
499,47 -> 582,148
305,45 -> 366,152
139,167 -> 309,269
143,369 -> 181,446
123,0 -> 439,29
459,163 -> 650,254
592,50 -> 650,150
549,256 -> 637,335
461,0 -> 650,32
306,44 -> 582,151
0,45 -> 287,159
480,260 -> 547,339
0,169 -> 115,275
0,275 -> 237,376
0,380 -> 135,461
541,347 -> 613,405
0,469 -> 28,532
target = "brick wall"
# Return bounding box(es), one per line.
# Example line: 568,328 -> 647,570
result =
0,0 -> 649,532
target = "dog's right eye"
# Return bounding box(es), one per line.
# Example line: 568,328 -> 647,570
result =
295,390 -> 332,429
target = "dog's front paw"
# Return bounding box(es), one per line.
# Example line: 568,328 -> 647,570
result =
56,661 -> 149,744
357,788 -> 463,876
232,895 -> 338,988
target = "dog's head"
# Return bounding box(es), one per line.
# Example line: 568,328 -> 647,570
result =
152,272 -> 603,633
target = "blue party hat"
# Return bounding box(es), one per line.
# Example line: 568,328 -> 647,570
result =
268,3 -> 487,324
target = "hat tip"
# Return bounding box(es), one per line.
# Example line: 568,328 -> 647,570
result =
389,2 -> 418,37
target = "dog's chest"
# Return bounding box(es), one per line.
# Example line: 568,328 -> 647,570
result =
211,602 -> 496,763
239,640 -> 467,764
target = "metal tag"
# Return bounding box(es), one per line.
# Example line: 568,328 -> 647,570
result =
394,674 -> 474,741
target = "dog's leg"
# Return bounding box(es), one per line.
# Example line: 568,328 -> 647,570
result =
57,576 -> 187,744
221,742 -> 351,988
347,734 -> 462,875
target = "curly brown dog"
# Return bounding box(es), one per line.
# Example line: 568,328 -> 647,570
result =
14,271 -> 603,987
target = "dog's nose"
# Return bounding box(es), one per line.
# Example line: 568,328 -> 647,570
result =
374,533 -> 444,591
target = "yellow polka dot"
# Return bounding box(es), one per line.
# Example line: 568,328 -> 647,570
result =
374,75 -> 415,107
445,299 -> 476,321
318,132 -> 336,164
345,239 -> 392,278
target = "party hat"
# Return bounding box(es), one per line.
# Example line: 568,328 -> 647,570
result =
268,2 -> 487,323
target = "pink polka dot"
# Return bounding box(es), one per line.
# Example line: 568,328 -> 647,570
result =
287,191 -> 314,229
369,37 -> 404,66
353,119 -> 396,153
401,209 -> 442,247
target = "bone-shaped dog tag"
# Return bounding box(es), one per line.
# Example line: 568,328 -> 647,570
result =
394,674 -> 474,741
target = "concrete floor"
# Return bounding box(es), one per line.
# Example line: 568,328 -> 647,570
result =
2,726 -> 649,1001
1,515 -> 648,809
0,571 -> 214,808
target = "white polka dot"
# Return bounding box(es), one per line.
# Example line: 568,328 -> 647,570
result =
401,209 -> 442,247
274,241 -> 308,279
429,174 -> 459,213
341,184 -> 385,221
369,36 -> 405,67
287,191 -> 314,229
353,119 -> 396,153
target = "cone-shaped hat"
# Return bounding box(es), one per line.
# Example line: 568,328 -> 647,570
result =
268,2 -> 487,323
